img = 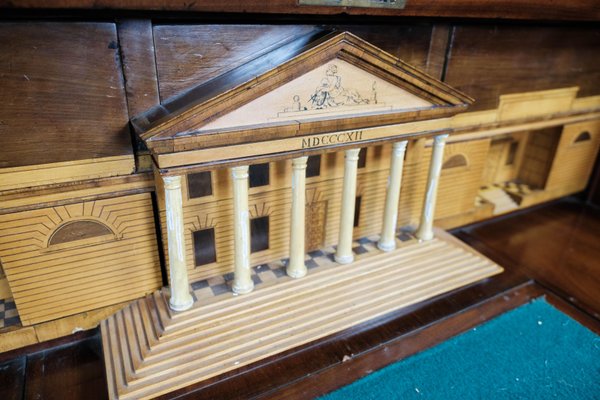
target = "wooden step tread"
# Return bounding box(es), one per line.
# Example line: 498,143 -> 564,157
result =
101,233 -> 503,400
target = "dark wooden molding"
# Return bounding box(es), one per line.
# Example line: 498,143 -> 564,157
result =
1,1 -> 599,21
116,19 -> 161,118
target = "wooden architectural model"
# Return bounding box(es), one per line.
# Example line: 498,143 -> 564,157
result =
0,20 -> 599,400
97,31 -> 508,398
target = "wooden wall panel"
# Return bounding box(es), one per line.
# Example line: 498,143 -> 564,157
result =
546,120 -> 600,193
0,22 -> 132,169
437,139 -> 491,218
481,132 -> 529,186
153,25 -> 317,100
518,127 -> 562,189
398,138 -> 489,226
444,25 -> 600,111
330,24 -> 434,75
0,193 -> 162,326
153,23 -> 436,102
117,19 -> 160,118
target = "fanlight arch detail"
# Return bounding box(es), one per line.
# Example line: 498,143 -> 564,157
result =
442,154 -> 468,169
574,131 -> 591,143
47,219 -> 117,247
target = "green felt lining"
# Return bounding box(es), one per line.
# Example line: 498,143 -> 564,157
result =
320,298 -> 600,400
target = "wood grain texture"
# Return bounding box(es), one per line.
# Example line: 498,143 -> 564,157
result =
154,24 -> 318,101
0,193 -> 162,325
0,356 -> 25,400
0,22 -> 132,168
0,156 -> 135,192
24,336 -> 107,400
545,120 -> 600,193
116,19 -> 160,118
329,24 -> 433,72
425,24 -> 451,80
444,25 -> 600,111
1,0 -> 599,21
0,173 -> 154,215
459,198 -> 600,318
518,127 -> 561,189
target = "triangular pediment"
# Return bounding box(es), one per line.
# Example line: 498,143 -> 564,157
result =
200,59 -> 433,132
133,30 -> 473,165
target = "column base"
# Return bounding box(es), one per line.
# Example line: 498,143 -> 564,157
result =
233,280 -> 255,295
334,253 -> 354,264
415,228 -> 434,242
169,295 -> 194,312
377,240 -> 396,252
286,264 -> 307,279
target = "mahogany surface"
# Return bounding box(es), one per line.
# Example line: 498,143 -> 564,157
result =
457,198 -> 600,318
0,22 -> 132,168
444,25 -> 600,111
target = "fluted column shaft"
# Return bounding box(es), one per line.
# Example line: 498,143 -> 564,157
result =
287,156 -> 308,278
335,148 -> 361,264
416,134 -> 449,241
378,140 -> 408,252
231,166 -> 254,294
163,175 -> 193,312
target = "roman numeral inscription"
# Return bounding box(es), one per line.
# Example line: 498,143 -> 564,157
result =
302,130 -> 364,149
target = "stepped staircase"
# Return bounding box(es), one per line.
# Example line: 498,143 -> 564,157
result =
101,231 -> 503,399
479,185 -> 520,215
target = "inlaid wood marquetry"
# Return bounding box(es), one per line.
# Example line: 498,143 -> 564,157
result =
305,200 -> 328,252
0,193 -> 162,325
101,231 -> 502,400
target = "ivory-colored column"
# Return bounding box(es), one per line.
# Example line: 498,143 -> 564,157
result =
287,156 -> 308,278
163,175 -> 194,312
415,133 -> 449,241
378,140 -> 408,252
335,148 -> 361,264
231,166 -> 254,294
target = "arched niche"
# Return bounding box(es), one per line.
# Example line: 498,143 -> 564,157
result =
48,220 -> 115,247
442,154 -> 468,169
574,131 -> 591,143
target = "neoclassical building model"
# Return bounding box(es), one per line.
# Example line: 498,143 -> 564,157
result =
0,25 -> 599,399
99,31 -> 505,399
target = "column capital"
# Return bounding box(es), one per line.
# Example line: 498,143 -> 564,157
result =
292,156 -> 309,169
231,165 -> 249,180
433,133 -> 450,147
163,175 -> 182,190
392,140 -> 408,155
345,148 -> 361,161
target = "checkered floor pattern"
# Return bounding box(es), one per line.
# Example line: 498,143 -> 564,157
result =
191,230 -> 416,304
480,181 -> 534,196
0,298 -> 21,329
0,232 -> 418,326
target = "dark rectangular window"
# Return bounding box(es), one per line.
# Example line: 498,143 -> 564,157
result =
249,163 -> 270,188
354,196 -> 362,227
506,141 -> 519,165
357,148 -> 367,168
250,216 -> 269,253
193,228 -> 217,266
306,155 -> 321,178
187,171 -> 212,198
